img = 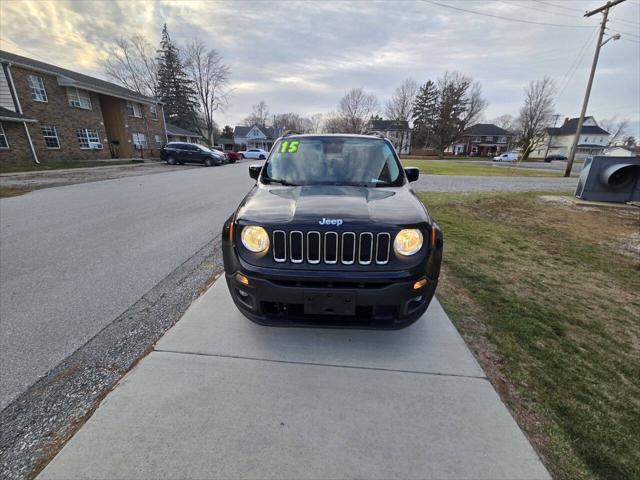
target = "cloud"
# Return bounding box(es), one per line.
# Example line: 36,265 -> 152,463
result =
1,0 -> 638,134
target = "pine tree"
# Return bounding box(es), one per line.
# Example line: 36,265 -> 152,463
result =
221,125 -> 234,138
411,80 -> 438,149
157,24 -> 198,130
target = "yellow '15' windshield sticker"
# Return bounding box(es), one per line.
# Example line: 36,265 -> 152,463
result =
280,140 -> 299,153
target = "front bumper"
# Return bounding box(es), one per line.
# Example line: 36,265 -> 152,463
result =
225,270 -> 437,329
222,223 -> 442,329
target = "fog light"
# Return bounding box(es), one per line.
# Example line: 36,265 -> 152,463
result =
413,277 -> 427,290
235,273 -> 249,285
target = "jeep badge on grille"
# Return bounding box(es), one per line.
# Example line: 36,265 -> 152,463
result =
319,218 -> 343,226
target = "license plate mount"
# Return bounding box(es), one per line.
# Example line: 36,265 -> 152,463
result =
303,291 -> 356,316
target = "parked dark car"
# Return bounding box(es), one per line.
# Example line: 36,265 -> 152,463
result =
160,142 -> 225,166
222,133 -> 443,329
545,154 -> 568,162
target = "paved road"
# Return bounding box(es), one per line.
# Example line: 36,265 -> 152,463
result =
413,173 -> 577,192
0,162 -> 255,409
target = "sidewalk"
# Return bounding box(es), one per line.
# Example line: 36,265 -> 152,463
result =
38,279 -> 550,479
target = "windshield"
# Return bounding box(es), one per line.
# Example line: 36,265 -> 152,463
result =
262,137 -> 403,187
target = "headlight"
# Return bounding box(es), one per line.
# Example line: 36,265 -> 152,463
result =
241,226 -> 270,253
393,229 -> 423,256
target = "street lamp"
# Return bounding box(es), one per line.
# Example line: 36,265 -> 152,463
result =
564,0 -> 626,178
601,33 -> 621,47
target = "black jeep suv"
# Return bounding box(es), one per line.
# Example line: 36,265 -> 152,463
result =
222,134 -> 443,329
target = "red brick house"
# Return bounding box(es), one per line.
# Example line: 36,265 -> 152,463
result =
446,124 -> 516,157
0,50 -> 167,166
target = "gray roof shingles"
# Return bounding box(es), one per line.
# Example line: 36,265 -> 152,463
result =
165,123 -> 201,138
0,50 -> 157,104
463,124 -> 515,137
369,120 -> 410,131
547,117 -> 609,136
0,106 -> 35,122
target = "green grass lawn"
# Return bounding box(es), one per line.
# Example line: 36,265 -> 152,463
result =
403,159 -> 559,177
420,191 -> 640,480
0,160 -> 135,174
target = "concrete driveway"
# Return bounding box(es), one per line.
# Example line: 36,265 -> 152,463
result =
39,279 -> 550,480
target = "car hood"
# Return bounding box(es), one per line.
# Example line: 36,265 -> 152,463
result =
236,184 -> 430,227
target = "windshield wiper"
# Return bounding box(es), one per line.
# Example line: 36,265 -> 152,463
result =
263,177 -> 299,186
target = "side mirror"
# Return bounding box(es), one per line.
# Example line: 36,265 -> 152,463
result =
404,167 -> 419,182
249,164 -> 262,180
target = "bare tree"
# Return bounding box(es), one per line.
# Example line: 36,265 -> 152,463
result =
322,112 -> 347,133
244,101 -> 270,128
183,40 -> 231,146
599,116 -> 629,146
104,35 -> 159,97
337,88 -> 379,133
492,114 -> 517,132
308,113 -> 324,134
385,79 -> 418,153
516,77 -> 556,161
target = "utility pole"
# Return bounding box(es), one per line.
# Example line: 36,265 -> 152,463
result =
543,114 -> 562,160
564,0 -> 625,177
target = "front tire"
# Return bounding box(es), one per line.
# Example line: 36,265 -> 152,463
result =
259,155 -> 266,160
205,158 -> 214,167
167,156 -> 177,165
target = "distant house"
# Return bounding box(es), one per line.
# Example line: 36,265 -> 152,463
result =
604,145 -> 639,157
530,116 -> 609,160
166,123 -> 201,144
0,50 -> 166,165
215,137 -> 235,151
447,124 -> 516,157
368,119 -> 412,154
233,124 -> 282,150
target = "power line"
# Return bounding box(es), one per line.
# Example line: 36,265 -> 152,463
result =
607,26 -> 640,38
556,27 -> 600,99
534,0 -> 586,13
618,35 -> 640,42
510,0 -> 595,20
534,0 -> 640,26
419,0 -> 593,28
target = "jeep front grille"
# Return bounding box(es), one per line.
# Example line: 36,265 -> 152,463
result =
272,230 -> 391,265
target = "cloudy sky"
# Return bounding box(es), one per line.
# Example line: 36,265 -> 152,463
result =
1,0 -> 639,136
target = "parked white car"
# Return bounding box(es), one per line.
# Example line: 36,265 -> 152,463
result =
239,148 -> 269,160
493,152 -> 518,162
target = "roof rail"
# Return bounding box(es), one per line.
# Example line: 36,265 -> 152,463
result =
362,130 -> 386,138
281,130 -> 301,137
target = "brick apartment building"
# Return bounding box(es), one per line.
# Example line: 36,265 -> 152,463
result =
0,50 -> 167,166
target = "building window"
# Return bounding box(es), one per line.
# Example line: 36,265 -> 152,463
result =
28,75 -> 48,102
67,88 -> 92,109
0,123 -> 9,148
76,128 -> 100,149
127,101 -> 143,118
149,104 -> 158,120
499,136 -> 507,144
132,132 -> 148,149
155,134 -> 162,147
41,125 -> 60,149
